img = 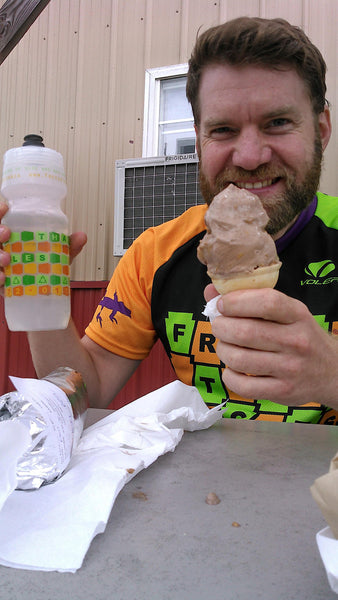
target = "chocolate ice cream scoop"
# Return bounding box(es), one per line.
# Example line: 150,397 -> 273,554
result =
197,184 -> 281,294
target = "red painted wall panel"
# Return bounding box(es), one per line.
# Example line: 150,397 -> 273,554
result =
0,282 -> 176,406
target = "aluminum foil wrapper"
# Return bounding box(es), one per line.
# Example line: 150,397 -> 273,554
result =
0,367 -> 89,490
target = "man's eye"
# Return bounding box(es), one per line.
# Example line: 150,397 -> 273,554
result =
211,126 -> 234,136
269,118 -> 291,128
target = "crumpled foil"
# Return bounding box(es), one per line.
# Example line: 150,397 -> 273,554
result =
0,368 -> 88,490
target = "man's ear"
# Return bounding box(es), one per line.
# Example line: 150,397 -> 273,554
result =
318,106 -> 332,151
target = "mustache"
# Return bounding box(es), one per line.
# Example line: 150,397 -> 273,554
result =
199,165 -> 293,205
213,165 -> 291,191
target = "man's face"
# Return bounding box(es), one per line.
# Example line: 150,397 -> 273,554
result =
195,63 -> 331,237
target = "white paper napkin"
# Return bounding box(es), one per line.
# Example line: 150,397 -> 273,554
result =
203,295 -> 222,322
316,527 -> 338,594
0,380 -> 225,572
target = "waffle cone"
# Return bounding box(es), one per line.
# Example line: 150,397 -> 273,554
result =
210,262 -> 282,295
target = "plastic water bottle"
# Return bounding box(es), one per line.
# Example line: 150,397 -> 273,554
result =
1,134 -> 70,331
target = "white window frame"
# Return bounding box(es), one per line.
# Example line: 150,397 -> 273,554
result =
142,63 -> 195,157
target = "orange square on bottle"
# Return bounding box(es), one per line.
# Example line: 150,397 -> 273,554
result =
38,263 -> 51,274
39,285 -> 51,295
62,265 -> 70,276
12,264 -> 23,274
13,286 -> 24,296
63,286 -> 70,296
38,241 -> 51,252
11,242 -> 23,253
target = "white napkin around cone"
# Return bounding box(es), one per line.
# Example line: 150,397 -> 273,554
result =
202,295 -> 222,322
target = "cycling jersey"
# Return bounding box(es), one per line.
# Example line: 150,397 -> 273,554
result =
86,192 -> 338,424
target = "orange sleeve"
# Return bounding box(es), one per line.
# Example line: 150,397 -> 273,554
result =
85,228 -> 158,360
85,205 -> 207,359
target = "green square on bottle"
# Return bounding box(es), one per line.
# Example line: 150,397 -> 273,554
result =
9,232 -> 20,243
50,275 -> 61,285
49,232 -> 60,242
23,275 -> 35,285
21,231 -> 34,241
22,253 -> 34,263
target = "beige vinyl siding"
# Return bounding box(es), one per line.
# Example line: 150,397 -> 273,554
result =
0,0 -> 337,280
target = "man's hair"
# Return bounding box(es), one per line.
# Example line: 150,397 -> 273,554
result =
186,16 -> 327,124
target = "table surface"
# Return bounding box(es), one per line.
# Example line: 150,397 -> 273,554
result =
1,413 -> 338,600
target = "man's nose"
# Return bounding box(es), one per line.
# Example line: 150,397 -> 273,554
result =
231,129 -> 272,170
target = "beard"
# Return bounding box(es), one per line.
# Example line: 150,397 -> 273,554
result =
199,131 -> 323,236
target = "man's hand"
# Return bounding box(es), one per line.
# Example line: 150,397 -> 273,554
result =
68,231 -> 88,262
0,201 -> 10,293
208,286 -> 338,408
0,200 -> 87,296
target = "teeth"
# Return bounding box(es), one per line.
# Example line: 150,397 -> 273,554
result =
236,180 -> 273,190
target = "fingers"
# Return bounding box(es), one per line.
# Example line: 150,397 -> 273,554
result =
0,250 -> 10,289
0,205 -> 10,291
222,368 -> 291,403
0,200 -> 8,219
210,287 -> 323,406
204,283 -> 219,302
0,202 -> 10,246
219,342 -> 276,376
213,299 -> 313,367
219,334 -> 304,404
216,288 -> 307,324
0,225 -> 10,244
69,231 -> 87,263
213,315 -> 284,352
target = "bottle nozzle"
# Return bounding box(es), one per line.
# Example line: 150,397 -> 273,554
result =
23,134 -> 45,147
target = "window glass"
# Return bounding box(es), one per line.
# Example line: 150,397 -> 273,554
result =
143,65 -> 196,157
158,77 -> 195,155
159,77 -> 192,120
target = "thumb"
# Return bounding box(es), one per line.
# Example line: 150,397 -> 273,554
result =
204,283 -> 219,302
69,232 -> 87,263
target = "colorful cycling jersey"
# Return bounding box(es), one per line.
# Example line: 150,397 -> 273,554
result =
86,192 -> 338,424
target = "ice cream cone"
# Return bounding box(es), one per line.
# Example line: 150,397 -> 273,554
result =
197,185 -> 282,295
210,262 -> 282,295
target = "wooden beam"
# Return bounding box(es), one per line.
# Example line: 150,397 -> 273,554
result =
0,0 -> 52,65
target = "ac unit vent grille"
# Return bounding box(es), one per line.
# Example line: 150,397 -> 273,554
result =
114,154 -> 203,255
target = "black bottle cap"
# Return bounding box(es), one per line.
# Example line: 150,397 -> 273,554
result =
23,134 -> 45,147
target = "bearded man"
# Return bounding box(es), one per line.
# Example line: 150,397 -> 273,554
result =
0,17 -> 337,423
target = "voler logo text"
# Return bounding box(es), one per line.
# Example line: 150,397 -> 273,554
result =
301,260 -> 338,286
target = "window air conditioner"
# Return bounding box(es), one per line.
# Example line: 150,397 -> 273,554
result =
114,154 -> 203,256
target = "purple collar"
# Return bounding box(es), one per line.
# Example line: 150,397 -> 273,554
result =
275,196 -> 317,254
